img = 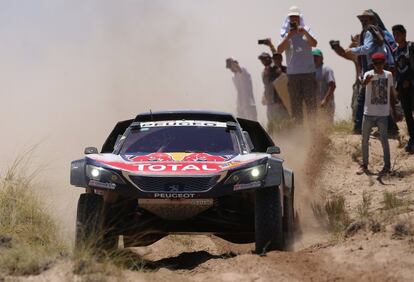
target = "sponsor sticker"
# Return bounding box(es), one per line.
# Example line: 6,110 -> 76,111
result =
154,193 -> 196,199
139,199 -> 213,205
100,159 -> 244,174
233,181 -> 262,191
140,120 -> 227,128
128,152 -> 231,162
88,180 -> 116,190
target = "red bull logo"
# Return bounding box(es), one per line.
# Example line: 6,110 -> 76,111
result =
183,153 -> 227,162
130,153 -> 173,162
128,152 -> 230,162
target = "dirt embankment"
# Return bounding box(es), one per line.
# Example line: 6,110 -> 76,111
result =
3,123 -> 414,282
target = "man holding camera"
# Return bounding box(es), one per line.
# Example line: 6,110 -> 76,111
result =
277,6 -> 318,124
257,52 -> 288,129
258,38 -> 287,73
345,10 -> 397,135
225,58 -> 258,121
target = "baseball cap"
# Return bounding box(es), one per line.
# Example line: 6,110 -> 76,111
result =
258,52 -> 271,59
371,52 -> 385,60
287,6 -> 301,17
312,49 -> 323,57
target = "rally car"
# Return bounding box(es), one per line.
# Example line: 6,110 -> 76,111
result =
70,110 -> 295,254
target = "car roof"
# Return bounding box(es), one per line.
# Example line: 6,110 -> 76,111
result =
134,110 -> 237,123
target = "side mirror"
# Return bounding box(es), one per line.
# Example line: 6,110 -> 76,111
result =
266,146 -> 280,154
226,121 -> 237,130
84,147 -> 99,155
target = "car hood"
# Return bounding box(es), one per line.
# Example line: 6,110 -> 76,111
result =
86,152 -> 269,175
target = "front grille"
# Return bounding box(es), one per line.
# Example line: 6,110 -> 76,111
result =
128,175 -> 220,192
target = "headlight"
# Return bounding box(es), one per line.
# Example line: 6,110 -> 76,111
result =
86,165 -> 125,184
224,164 -> 267,185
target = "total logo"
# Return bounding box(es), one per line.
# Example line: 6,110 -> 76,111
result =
135,163 -> 221,173
98,155 -> 243,174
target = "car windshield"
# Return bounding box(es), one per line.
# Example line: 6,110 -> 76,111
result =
120,125 -> 240,155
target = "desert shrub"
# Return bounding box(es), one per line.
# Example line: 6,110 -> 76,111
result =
357,191 -> 372,219
312,195 -> 350,235
382,191 -> 404,210
331,119 -> 353,134
0,156 -> 66,275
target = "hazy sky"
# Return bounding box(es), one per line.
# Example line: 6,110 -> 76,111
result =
1,0 -> 414,166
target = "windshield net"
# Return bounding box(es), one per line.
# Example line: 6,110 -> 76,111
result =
120,126 -> 239,155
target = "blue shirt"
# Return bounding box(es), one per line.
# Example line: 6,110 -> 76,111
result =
284,26 -> 316,75
351,31 -> 394,73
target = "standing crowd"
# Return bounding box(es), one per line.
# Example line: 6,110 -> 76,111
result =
226,6 -> 414,175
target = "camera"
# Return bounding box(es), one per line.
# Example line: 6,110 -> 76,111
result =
289,22 -> 297,30
258,39 -> 269,45
329,40 -> 340,49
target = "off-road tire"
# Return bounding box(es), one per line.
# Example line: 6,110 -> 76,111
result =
255,186 -> 284,254
75,193 -> 103,251
75,193 -> 118,253
283,195 -> 295,250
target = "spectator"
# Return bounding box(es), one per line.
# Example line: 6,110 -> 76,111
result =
392,24 -> 414,153
329,37 -> 361,121
357,53 -> 398,175
312,49 -> 336,123
345,10 -> 398,136
370,9 -> 398,52
272,53 -> 287,73
277,6 -> 318,124
226,58 -> 258,120
258,52 -> 288,129
261,38 -> 287,73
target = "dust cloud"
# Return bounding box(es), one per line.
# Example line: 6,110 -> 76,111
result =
275,121 -> 332,249
0,1 -> 240,241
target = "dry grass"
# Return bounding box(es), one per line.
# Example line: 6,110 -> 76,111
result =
73,240 -> 150,282
0,154 -> 67,275
357,191 -> 373,219
351,143 -> 362,163
331,119 -> 353,134
382,191 -> 404,210
312,195 -> 351,236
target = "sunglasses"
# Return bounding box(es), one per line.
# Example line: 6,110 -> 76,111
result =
373,60 -> 385,65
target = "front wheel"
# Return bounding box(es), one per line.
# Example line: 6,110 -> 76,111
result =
255,186 -> 284,254
75,193 -> 118,253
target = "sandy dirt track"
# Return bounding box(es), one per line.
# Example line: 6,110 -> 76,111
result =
6,124 -> 414,282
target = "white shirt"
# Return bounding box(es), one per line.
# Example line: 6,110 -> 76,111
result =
363,70 -> 393,116
232,68 -> 256,108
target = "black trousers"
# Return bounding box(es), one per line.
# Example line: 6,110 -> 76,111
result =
398,85 -> 414,140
